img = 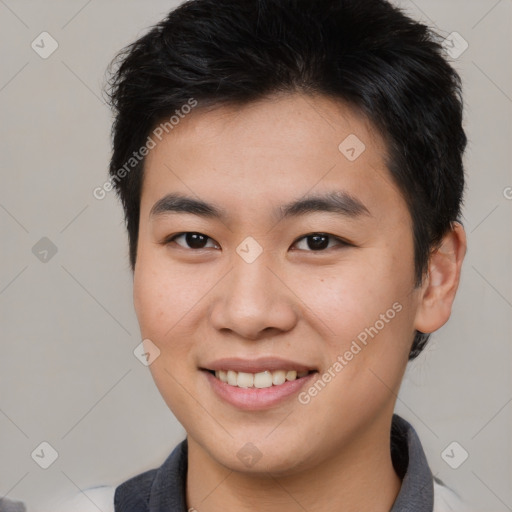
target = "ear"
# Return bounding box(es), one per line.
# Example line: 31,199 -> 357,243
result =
413,221 -> 467,334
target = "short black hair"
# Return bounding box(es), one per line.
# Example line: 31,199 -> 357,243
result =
106,0 -> 466,359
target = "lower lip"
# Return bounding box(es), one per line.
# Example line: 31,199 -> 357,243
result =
203,370 -> 317,410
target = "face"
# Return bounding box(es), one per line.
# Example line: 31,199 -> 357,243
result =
133,93 -> 423,474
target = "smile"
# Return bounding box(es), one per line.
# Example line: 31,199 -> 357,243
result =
212,369 -> 313,388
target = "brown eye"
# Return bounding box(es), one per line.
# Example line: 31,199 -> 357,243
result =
166,232 -> 219,250
292,233 -> 348,251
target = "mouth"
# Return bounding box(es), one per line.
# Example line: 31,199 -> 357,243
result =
205,368 -> 316,389
200,357 -> 319,409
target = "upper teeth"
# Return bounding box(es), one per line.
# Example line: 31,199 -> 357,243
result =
214,369 -> 309,388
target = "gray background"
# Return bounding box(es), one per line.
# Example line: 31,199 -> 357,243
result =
0,1 -> 510,510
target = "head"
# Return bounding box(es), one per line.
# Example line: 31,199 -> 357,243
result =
106,0 -> 466,474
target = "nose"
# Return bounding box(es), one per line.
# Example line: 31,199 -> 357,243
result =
209,256 -> 299,340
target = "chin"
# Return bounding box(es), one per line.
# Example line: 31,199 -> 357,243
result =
201,434 -> 314,475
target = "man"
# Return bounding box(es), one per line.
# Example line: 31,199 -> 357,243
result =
58,0 -> 470,510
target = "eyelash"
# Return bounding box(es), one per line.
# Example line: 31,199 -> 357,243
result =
162,232 -> 350,252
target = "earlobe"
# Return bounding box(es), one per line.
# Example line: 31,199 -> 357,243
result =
413,222 -> 467,334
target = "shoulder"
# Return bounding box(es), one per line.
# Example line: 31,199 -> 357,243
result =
44,486 -> 115,512
433,479 -> 471,512
52,441 -> 187,512
0,497 -> 26,512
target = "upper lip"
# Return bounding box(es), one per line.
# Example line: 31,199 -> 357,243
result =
202,357 -> 317,374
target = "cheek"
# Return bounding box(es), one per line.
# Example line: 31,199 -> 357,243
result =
292,254 -> 415,369
133,261 -> 199,401
133,253 -> 183,341
294,259 -> 400,329
133,250 -> 213,351
133,264 -> 162,338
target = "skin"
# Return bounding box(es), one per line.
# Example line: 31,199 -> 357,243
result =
133,93 -> 466,512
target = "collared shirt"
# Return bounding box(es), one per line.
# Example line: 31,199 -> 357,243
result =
48,415 -> 469,512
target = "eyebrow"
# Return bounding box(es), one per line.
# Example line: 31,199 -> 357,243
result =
149,190 -> 371,222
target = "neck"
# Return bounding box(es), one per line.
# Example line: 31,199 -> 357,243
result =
186,417 -> 401,512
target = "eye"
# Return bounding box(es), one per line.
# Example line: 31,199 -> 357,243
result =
291,233 -> 349,251
165,232 -> 219,250
163,231 -> 350,252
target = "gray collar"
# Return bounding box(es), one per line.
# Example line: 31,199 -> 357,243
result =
389,414 -> 434,511
115,414 -> 433,511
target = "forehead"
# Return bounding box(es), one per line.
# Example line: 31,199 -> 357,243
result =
140,93 -> 403,221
